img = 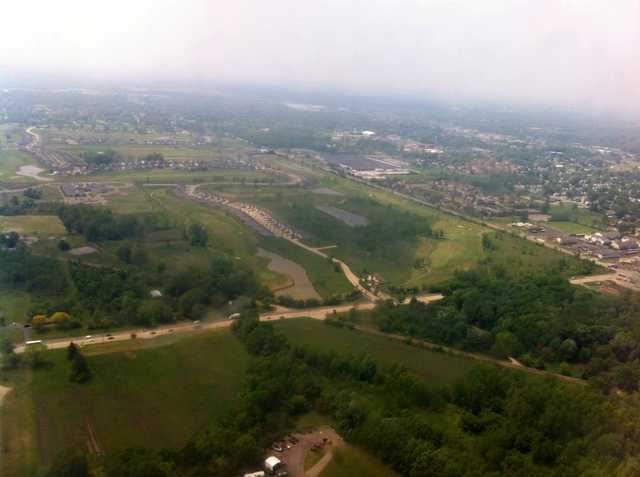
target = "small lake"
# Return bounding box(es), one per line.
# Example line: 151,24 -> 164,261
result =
257,248 -> 321,300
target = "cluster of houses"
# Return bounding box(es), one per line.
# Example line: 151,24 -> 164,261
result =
511,222 -> 546,233
185,188 -> 301,241
553,230 -> 640,261
581,231 -> 639,251
389,179 -> 524,217
236,204 -> 302,241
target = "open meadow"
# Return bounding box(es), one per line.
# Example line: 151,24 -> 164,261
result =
273,318 -> 476,386
0,150 -> 40,184
0,329 -> 249,476
0,215 -> 67,236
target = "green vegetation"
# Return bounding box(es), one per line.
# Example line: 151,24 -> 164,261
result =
0,215 -> 67,235
0,150 -> 39,183
274,318 -> 474,386
319,444 -> 399,477
32,313 -> 634,477
370,263 -> 640,390
548,220 -> 599,234
0,329 -> 249,475
260,236 -> 353,297
550,203 -> 605,229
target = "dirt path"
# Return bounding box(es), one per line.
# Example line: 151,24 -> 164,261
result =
354,325 -> 586,385
86,421 -> 103,456
275,426 -> 342,477
306,450 -> 335,477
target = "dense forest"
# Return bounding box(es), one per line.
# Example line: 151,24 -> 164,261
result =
45,314 -> 640,477
371,265 -> 640,392
55,204 -> 170,241
0,240 -> 271,330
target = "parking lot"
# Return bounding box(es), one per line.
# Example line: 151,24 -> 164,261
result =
264,426 -> 342,477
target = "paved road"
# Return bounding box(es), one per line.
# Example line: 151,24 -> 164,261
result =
14,297 -> 441,354
570,273 -> 618,285
12,292 -> 586,386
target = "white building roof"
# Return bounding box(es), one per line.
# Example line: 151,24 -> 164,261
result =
265,456 -> 281,471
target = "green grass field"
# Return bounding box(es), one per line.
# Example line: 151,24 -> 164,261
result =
319,444 -> 399,477
549,203 -> 604,229
0,291 -> 33,324
72,168 -> 275,185
548,221 -> 599,234
0,215 -> 67,236
274,318 -> 475,386
0,329 -> 249,476
0,150 -> 40,184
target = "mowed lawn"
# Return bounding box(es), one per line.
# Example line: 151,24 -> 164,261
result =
273,319 -> 475,386
0,215 -> 67,236
1,329 -> 249,476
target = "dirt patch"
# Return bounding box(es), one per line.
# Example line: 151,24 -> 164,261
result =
257,248 -> 321,300
0,385 -> 11,407
311,187 -> 343,196
316,205 -> 369,227
15,165 -> 52,182
69,246 -> 98,256
269,426 -> 343,477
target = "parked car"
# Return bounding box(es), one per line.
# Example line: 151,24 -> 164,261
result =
271,443 -> 284,452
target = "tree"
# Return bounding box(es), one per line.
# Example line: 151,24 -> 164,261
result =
138,300 -> 173,325
1,337 -> 14,355
50,311 -> 71,325
188,223 -> 208,247
491,331 -> 523,359
24,343 -> 47,369
2,231 -> 20,248
70,351 -> 92,383
67,342 -> 79,361
46,450 -> 89,477
117,243 -> 133,264
559,338 -> 578,362
57,239 -> 71,252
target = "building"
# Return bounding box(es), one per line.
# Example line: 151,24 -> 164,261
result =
556,236 -> 578,245
612,238 -> 639,250
264,456 -> 283,474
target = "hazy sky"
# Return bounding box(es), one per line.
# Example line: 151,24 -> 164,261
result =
1,0 -> 639,115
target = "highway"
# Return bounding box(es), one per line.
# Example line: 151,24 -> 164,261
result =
15,294 -> 444,354
13,291 -> 586,385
